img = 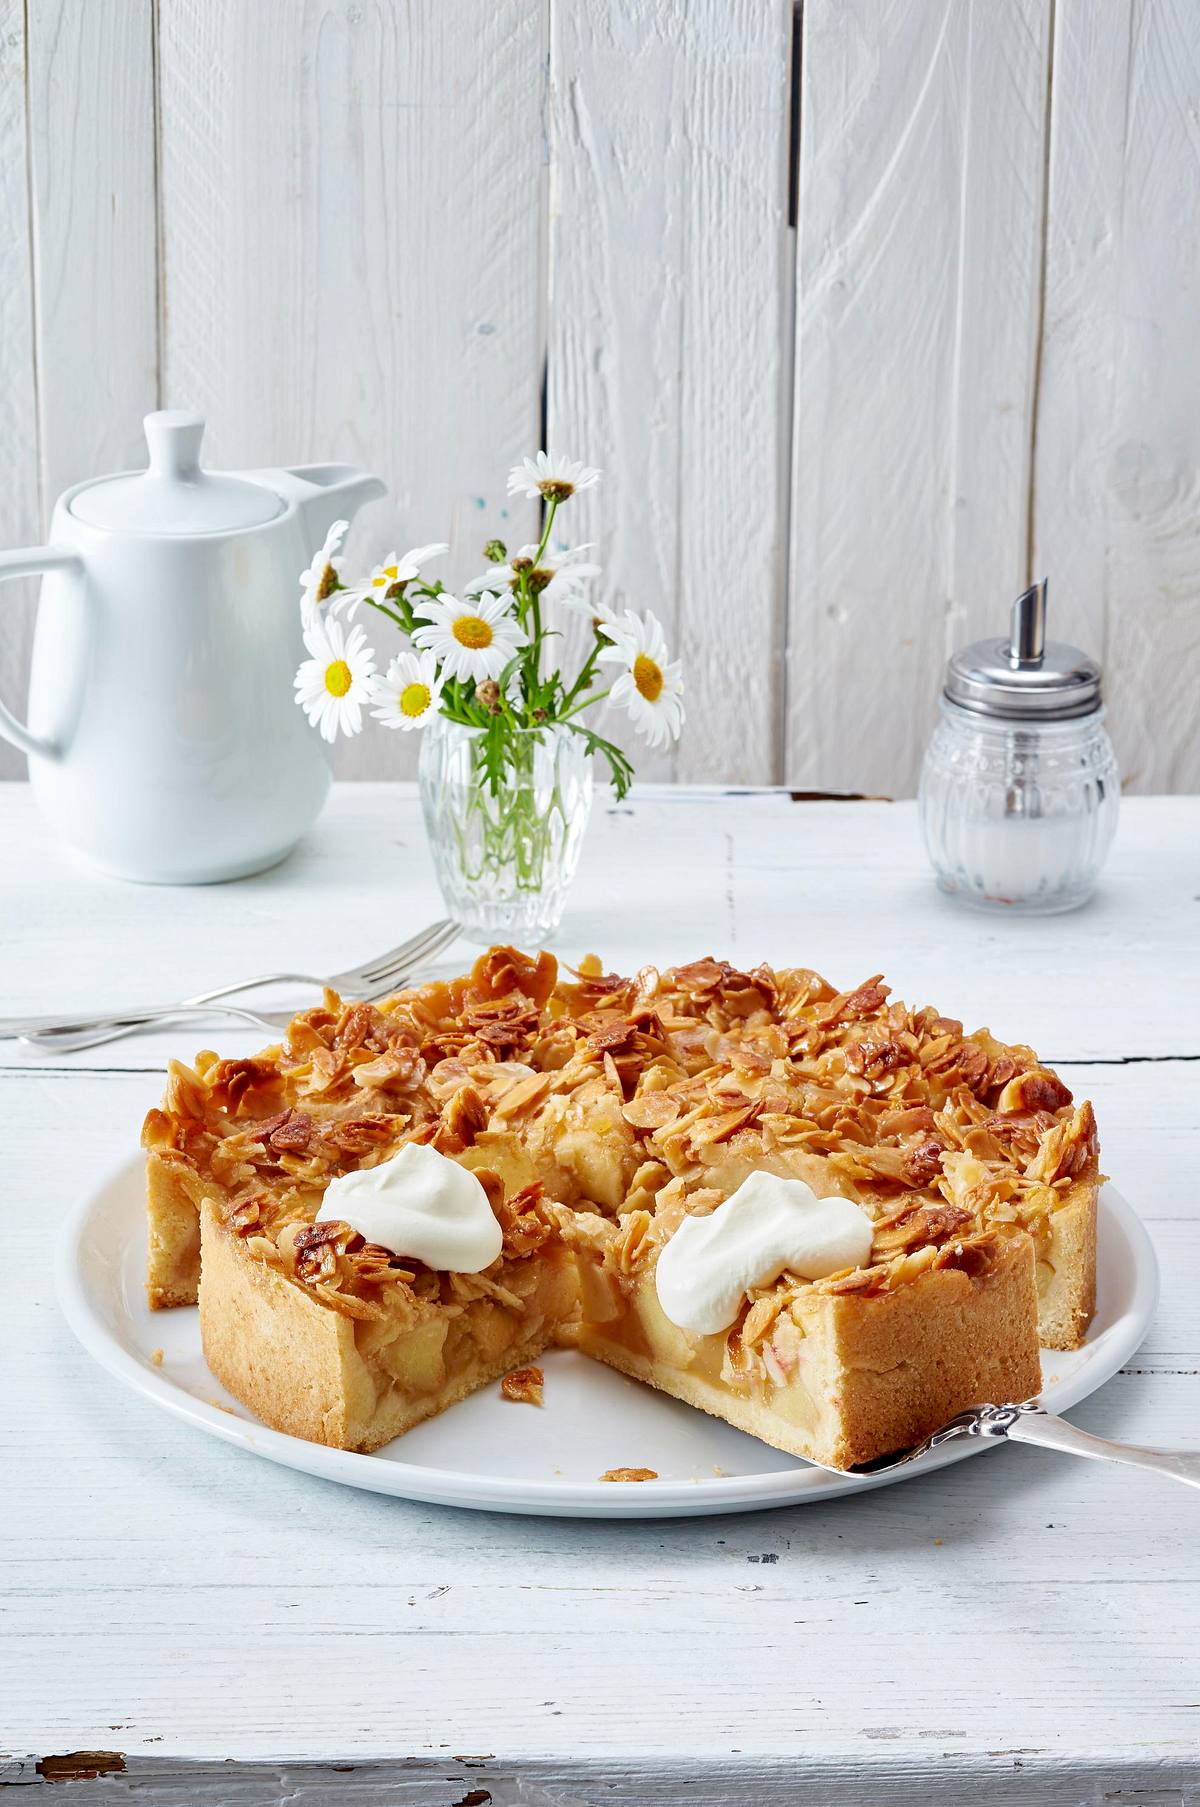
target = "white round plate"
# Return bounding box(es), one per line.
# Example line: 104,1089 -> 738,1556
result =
57,1160 -> 1157,1518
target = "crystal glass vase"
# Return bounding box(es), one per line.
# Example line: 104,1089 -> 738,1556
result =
419,715 -> 593,946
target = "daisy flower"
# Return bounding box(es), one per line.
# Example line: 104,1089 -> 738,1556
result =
411,591 -> 527,685
299,519 -> 349,629
333,542 -> 449,618
294,616 -> 376,743
596,609 -> 684,748
507,452 -> 601,504
369,648 -> 444,732
466,542 -> 601,606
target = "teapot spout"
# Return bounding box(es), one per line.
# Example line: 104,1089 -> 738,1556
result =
283,463 -> 388,545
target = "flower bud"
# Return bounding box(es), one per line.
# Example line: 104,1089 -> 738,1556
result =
476,679 -> 502,715
484,539 -> 507,564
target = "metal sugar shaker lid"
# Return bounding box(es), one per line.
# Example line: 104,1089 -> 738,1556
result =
943,580 -> 1103,721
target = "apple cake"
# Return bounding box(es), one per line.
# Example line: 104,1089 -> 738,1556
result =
142,946 -> 1100,1471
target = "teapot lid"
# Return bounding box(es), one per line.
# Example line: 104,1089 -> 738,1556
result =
69,411 -> 282,534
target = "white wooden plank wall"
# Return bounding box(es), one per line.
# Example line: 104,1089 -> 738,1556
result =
155,0 -> 546,772
547,0 -> 793,782
788,0 -> 1051,796
0,0 -> 43,782
0,0 -> 1197,791
1033,0 -> 1200,793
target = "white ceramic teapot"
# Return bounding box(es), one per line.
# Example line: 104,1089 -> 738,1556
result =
0,411 -> 385,882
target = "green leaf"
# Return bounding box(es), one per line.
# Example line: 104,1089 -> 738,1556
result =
566,723 -> 635,800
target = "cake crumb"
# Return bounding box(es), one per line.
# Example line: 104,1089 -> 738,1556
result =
501,1365 -> 544,1406
600,1466 -> 658,1483
148,1348 -> 164,1367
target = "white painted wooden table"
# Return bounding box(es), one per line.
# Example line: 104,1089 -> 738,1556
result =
4,783 -> 1200,1804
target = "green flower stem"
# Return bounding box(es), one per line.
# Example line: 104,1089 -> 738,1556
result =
444,727 -> 577,895
559,630 -> 605,713
522,496 -> 559,689
365,598 -> 409,634
561,685 -> 611,723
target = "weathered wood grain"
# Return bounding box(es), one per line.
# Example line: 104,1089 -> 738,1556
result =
0,0 -> 43,782
1033,0 -> 1200,793
4,1754 -> 1200,1805
787,0 -> 1052,796
155,0 -> 544,781
26,0 -> 159,504
547,0 -> 793,784
0,0 -> 158,784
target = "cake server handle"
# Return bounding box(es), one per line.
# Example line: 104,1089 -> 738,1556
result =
999,1403 -> 1200,1490
849,1402 -> 1200,1491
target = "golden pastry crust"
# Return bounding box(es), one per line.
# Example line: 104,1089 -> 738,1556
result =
143,946 -> 1100,1467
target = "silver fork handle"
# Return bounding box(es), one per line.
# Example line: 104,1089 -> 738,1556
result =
1004,1405 -> 1200,1490
0,971 -> 321,1040
9,1000 -> 284,1047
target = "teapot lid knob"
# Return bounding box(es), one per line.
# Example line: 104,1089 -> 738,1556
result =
144,410 -> 206,482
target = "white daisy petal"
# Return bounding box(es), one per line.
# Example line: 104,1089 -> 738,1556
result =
471,542 -> 602,608
397,542 -> 449,575
332,541 -> 449,620
411,590 -> 527,686
299,519 -> 350,629
369,647 -> 445,732
595,608 -> 684,747
294,614 -> 377,742
565,596 -> 629,635
506,452 -> 602,502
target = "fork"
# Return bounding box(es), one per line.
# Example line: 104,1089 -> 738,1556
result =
829,1401 -> 1200,1491
3,919 -> 460,1050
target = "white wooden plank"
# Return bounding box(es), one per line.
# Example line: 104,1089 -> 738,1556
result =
26,0 -> 158,502
0,1 -> 43,782
4,1756 -> 1200,1806
1032,0 -> 1200,793
155,0 -> 544,782
0,788 -> 1198,1067
546,0 -> 792,785
787,0 -> 1051,797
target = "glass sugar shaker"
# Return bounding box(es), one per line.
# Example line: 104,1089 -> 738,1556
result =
918,580 -> 1119,913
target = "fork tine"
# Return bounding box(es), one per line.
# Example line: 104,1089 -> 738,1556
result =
363,920 -> 460,990
325,920 -> 454,994
359,919 -> 458,987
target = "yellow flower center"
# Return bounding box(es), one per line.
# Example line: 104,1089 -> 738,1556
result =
633,653 -> 663,702
373,565 -> 399,590
399,681 -> 431,719
324,658 -> 353,698
452,615 -> 493,650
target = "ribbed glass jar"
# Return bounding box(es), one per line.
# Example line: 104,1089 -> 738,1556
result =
918,700 -> 1119,914
419,716 -> 593,946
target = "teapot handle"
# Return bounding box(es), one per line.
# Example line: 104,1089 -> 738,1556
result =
0,547 -> 82,761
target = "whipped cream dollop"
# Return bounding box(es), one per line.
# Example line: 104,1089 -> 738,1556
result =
315,1142 -> 502,1273
654,1171 -> 875,1336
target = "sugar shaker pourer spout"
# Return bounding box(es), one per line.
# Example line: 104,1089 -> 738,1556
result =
1010,579 -> 1048,666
